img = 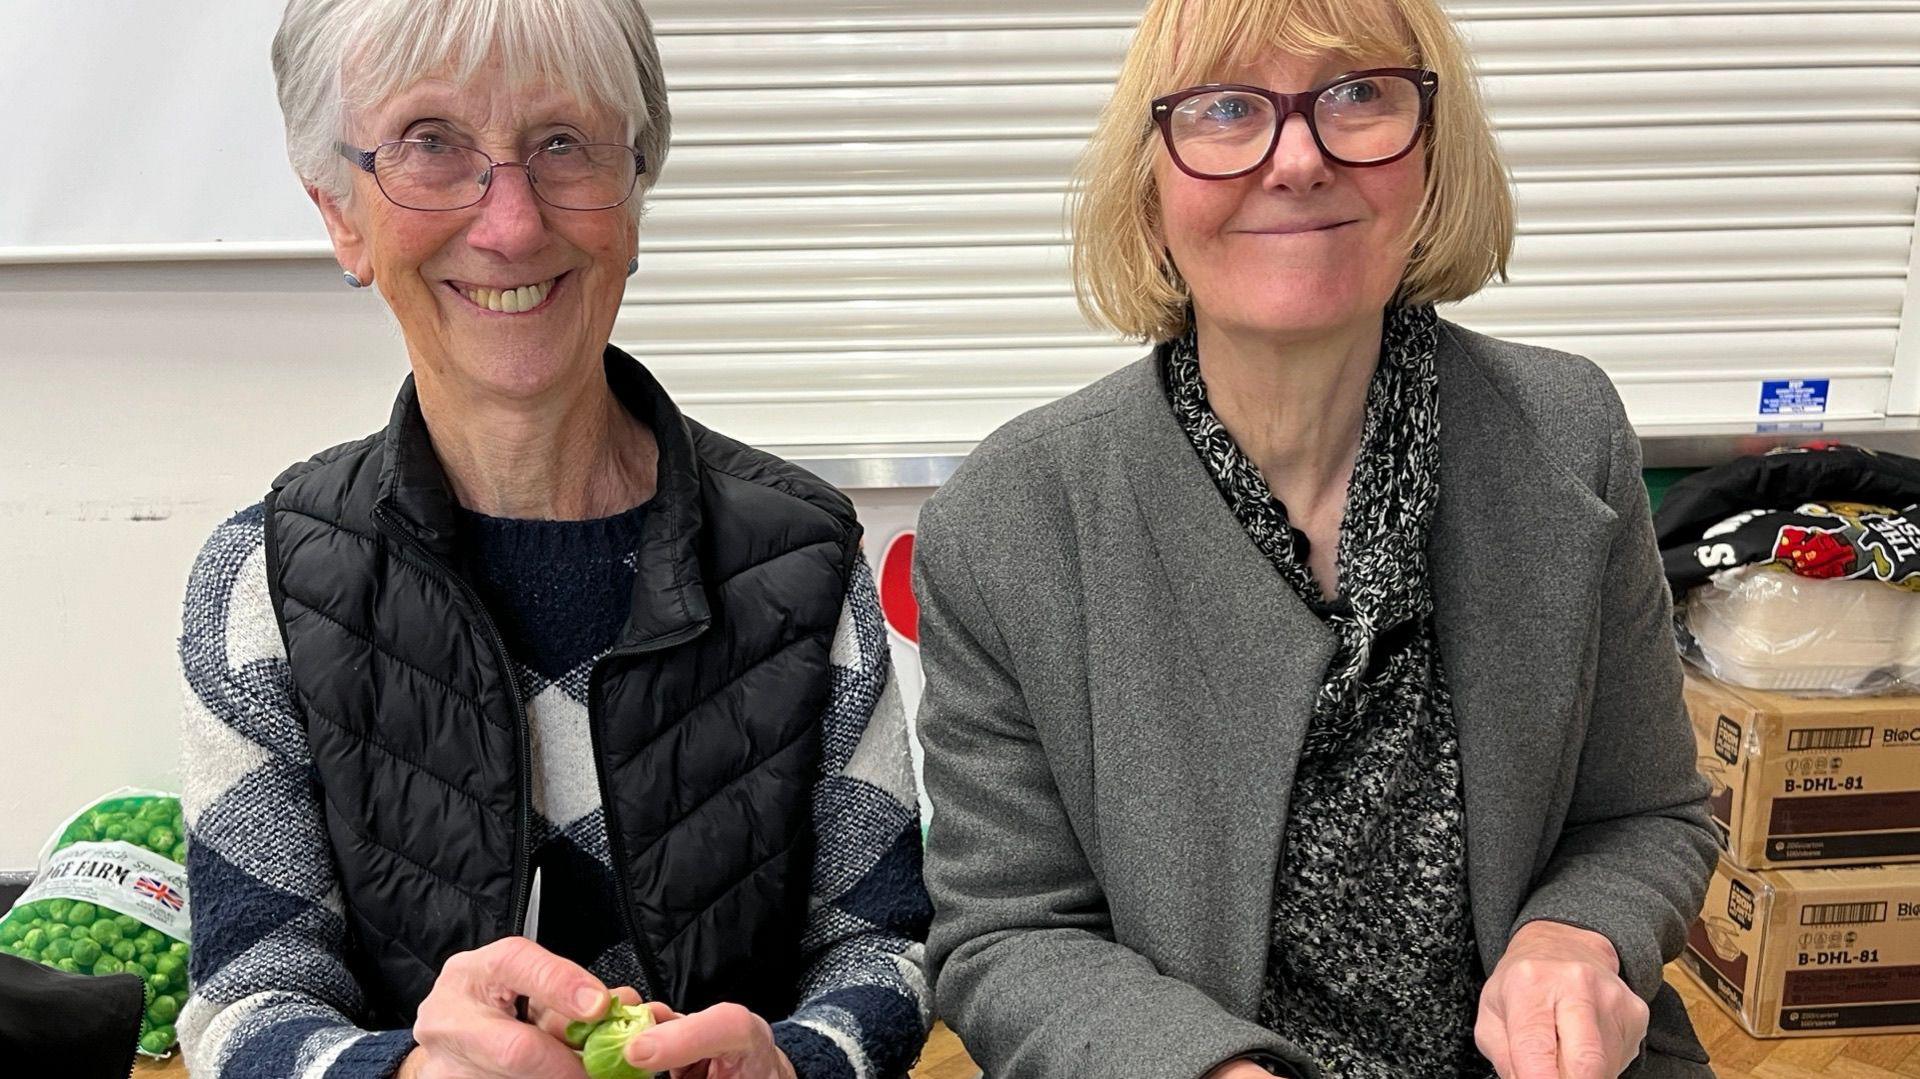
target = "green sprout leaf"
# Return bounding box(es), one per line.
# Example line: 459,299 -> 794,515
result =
568,997 -> 656,1079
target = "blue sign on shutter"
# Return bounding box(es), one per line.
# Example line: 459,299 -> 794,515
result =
1758,379 -> 1829,416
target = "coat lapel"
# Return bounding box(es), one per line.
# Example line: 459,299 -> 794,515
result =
1427,329 -> 1619,961
1114,356 -> 1338,1015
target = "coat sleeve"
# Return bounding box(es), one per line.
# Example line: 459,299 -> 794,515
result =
176,506 -> 418,1079
1512,395 -> 1720,1001
915,490 -> 1313,1079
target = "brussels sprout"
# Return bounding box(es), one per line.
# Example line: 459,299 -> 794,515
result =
54,958 -> 80,973
47,924 -> 70,941
565,997 -> 656,1079
45,938 -> 74,962
65,902 -> 97,926
90,920 -> 123,945
140,1025 -> 176,1055
148,994 -> 181,1025
93,956 -> 124,976
71,938 -> 102,966
45,899 -> 71,922
20,928 -> 46,952
112,940 -> 138,962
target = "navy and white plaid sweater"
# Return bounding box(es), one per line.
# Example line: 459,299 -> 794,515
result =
176,502 -> 931,1078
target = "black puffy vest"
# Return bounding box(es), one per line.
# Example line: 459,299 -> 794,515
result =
261,348 -> 861,1026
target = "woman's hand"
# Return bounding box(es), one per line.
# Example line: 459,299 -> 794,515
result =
397,937 -> 624,1079
1475,921 -> 1650,1079
623,1002 -> 797,1079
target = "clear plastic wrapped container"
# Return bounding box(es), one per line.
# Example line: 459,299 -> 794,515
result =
1685,565 -> 1919,695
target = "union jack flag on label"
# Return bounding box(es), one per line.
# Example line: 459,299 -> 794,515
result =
135,876 -> 186,911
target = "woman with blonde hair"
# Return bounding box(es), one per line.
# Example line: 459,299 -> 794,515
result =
915,0 -> 1716,1076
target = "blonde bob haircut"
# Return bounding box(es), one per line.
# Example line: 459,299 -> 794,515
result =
272,0 -> 671,208
1072,0 -> 1514,342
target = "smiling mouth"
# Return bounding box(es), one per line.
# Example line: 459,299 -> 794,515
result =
1242,221 -> 1356,235
449,273 -> 563,314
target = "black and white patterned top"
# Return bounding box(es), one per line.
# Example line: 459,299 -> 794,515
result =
1164,306 -> 1488,1077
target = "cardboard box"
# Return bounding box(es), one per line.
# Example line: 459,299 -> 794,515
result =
1684,671 -> 1920,869
1680,858 -> 1920,1038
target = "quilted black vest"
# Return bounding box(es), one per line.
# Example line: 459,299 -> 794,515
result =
261,348 -> 860,1026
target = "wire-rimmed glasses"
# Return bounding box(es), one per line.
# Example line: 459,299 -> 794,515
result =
336,139 -> 646,211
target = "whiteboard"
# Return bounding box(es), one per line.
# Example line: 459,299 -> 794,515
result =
0,1 -> 326,252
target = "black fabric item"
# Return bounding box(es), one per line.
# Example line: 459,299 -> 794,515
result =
0,953 -> 144,1077
1660,502 -> 1920,593
260,346 -> 862,1027
1653,444 -> 1920,591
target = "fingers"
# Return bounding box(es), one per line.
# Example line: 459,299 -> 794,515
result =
531,986 -> 662,1044
1502,991 -> 1561,1079
414,996 -> 589,1078
627,1002 -> 762,1071
1474,1003 -> 1515,1078
450,937 -> 610,1024
1553,997 -> 1611,1079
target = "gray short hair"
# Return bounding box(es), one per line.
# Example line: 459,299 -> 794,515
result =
272,0 -> 671,206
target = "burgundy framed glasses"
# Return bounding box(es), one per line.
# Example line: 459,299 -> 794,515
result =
336,139 -> 646,211
1151,68 -> 1438,179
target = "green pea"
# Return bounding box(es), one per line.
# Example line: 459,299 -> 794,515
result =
45,938 -> 73,961
112,940 -> 138,962
70,939 -> 102,966
65,902 -> 96,926
54,958 -> 79,973
46,899 -> 71,922
92,956 -> 124,976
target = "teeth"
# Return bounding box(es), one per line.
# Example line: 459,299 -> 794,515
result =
462,277 -> 554,313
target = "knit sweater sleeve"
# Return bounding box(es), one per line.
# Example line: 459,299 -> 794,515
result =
769,555 -> 935,1079
176,504 -> 418,1079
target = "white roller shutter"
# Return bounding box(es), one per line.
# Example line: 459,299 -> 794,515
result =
637,0 -> 1920,446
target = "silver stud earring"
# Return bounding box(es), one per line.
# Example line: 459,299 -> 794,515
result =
626,256 -> 639,277
342,271 -> 366,288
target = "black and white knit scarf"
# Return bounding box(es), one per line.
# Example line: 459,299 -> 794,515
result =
1165,305 -> 1488,1077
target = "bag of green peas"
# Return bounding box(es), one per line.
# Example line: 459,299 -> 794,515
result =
0,788 -> 191,1057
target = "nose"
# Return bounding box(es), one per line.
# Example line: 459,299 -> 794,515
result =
464,164 -> 547,263
1260,107 -> 1335,192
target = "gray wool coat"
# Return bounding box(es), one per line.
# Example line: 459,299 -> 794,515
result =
914,320 -> 1721,1079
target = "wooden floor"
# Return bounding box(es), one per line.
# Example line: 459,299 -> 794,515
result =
135,965 -> 1920,1077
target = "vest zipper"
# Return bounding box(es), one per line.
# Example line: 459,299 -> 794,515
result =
587,621 -> 707,1008
374,506 -> 537,938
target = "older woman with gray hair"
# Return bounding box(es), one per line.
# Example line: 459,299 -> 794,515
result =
174,2 -> 930,1077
